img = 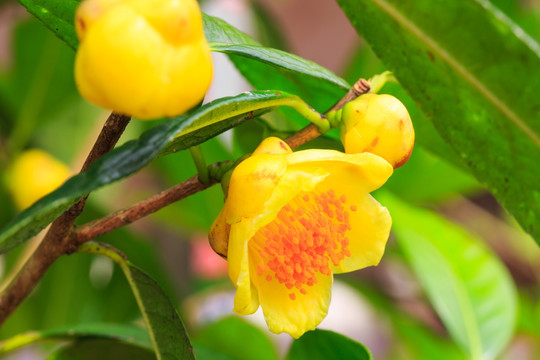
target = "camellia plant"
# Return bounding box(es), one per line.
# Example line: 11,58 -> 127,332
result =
0,0 -> 538,359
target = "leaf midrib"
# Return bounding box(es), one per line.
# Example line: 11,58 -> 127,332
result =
370,0 -> 540,147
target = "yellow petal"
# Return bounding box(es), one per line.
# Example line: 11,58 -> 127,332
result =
315,174 -> 391,273
225,154 -> 288,222
287,150 -> 393,193
337,193 -> 390,272
228,220 -> 259,315
250,242 -> 333,338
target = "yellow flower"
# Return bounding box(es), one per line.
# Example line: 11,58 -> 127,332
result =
5,149 -> 71,210
210,137 -> 393,338
339,94 -> 415,168
74,0 -> 213,119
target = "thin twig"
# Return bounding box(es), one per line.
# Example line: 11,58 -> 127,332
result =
328,78 -> 370,113
0,112 -> 130,326
285,123 -> 322,149
74,175 -> 215,244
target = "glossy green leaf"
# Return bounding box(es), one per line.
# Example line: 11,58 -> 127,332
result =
124,265 -> 193,360
338,0 -> 540,240
78,243 -> 194,360
286,329 -> 372,360
0,90 -> 308,253
380,193 -> 517,360
202,14 -> 258,46
159,90 -> 312,156
202,15 -> 349,112
193,317 -> 278,360
47,339 -> 156,360
16,0 -> 78,50
209,43 -> 349,110
0,323 -> 152,354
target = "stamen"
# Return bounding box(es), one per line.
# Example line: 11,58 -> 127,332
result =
254,189 -> 352,300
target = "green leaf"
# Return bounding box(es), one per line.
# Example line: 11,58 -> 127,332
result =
78,243 -> 194,360
209,43 -> 349,111
379,193 -> 517,360
337,0 -> 540,240
193,317 -> 278,360
0,323 -> 152,354
159,90 -> 311,156
384,146 -> 480,204
16,0 -> 78,50
124,265 -> 193,360
46,339 -> 156,360
203,15 -> 349,112
194,346 -> 235,360
286,329 -> 372,360
0,90 -> 308,253
202,14 -> 258,46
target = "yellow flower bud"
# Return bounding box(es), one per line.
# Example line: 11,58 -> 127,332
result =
74,0 -> 213,120
5,149 -> 71,210
339,94 -> 415,168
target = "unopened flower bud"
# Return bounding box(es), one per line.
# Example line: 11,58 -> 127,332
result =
339,94 -> 414,168
75,0 -> 213,119
5,149 -> 71,210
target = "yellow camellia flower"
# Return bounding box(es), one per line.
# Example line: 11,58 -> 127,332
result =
210,137 -> 393,338
75,0 -> 213,119
338,94 -> 415,168
5,149 -> 71,210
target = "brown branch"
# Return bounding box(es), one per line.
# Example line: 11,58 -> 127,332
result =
74,175 -> 215,244
285,123 -> 322,149
0,77 -> 371,327
0,112 -> 130,327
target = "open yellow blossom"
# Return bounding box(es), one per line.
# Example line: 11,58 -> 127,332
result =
74,0 -> 213,119
210,137 -> 393,338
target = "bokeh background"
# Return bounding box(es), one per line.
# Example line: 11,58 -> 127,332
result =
0,0 -> 539,359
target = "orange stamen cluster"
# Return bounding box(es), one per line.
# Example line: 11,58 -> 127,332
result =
253,189 -> 354,300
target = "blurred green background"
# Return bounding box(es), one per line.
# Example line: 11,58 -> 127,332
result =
0,0 -> 539,359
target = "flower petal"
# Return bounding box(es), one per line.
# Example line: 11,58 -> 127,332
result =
286,150 -> 393,193
317,173 -> 392,274
225,154 -> 288,223
249,242 -> 333,338
228,220 -> 259,315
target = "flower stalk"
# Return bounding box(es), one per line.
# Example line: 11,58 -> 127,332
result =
189,145 -> 210,184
